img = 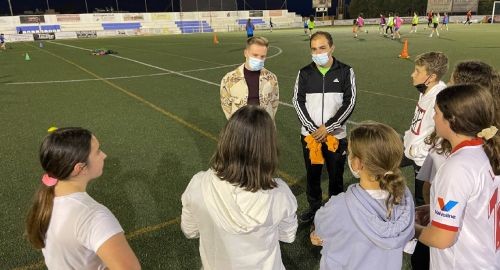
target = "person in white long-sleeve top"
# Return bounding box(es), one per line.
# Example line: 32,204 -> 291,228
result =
402,51 -> 448,207
181,105 -> 298,270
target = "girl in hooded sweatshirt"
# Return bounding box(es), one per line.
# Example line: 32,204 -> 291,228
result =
311,121 -> 415,270
181,105 -> 298,270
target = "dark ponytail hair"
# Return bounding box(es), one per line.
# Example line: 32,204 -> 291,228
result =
26,128 -> 92,249
436,84 -> 499,174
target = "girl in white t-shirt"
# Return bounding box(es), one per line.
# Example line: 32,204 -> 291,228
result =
415,84 -> 499,269
26,127 -> 140,270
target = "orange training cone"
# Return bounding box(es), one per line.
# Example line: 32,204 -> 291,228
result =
399,39 -> 410,59
213,33 -> 219,45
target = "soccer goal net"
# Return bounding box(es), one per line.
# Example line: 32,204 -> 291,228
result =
493,1 -> 500,23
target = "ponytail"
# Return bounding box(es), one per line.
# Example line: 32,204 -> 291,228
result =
378,170 -> 406,219
483,134 -> 500,175
25,127 -> 92,249
26,185 -> 55,249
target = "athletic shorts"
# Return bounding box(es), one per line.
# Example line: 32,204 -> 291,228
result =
395,27 -> 400,31
433,23 -> 438,28
412,23 -> 417,26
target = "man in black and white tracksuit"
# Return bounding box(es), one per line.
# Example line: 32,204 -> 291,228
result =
293,31 -> 356,223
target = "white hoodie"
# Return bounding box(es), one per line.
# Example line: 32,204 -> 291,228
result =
181,169 -> 298,270
403,81 -> 447,166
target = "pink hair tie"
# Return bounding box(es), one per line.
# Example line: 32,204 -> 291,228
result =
42,174 -> 58,187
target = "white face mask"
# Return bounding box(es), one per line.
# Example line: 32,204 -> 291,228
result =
247,57 -> 265,71
348,157 -> 360,179
311,52 -> 330,66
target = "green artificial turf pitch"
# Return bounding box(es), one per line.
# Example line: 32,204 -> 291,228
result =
1,23 -> 499,269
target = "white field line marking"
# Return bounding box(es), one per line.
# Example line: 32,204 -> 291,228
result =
47,42 -> 412,103
6,72 -> 172,85
47,42 -> 363,126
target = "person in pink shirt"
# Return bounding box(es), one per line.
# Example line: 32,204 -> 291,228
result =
394,13 -> 403,39
353,13 -> 367,38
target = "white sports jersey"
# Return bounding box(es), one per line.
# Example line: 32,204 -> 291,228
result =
42,192 -> 123,270
403,81 -> 447,166
430,139 -> 500,269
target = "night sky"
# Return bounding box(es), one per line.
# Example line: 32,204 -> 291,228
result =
0,0 -> 347,17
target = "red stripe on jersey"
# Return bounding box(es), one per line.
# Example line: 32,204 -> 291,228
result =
432,220 -> 459,232
490,188 -> 498,218
451,138 -> 483,154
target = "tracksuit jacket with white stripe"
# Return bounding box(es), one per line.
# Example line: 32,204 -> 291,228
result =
293,60 -> 357,139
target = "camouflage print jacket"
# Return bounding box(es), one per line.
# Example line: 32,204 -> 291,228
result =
220,64 -> 279,120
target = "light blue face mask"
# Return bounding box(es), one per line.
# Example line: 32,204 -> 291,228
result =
247,57 -> 265,71
311,52 -> 330,66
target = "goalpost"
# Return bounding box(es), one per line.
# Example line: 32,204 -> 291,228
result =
493,1 -> 500,23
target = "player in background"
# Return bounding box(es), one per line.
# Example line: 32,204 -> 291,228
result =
246,18 -> 255,38
429,13 -> 440,38
379,13 -> 386,35
385,12 -> 394,38
427,10 -> 433,28
410,12 -> 419,33
307,15 -> 316,38
0,34 -> 6,50
465,10 -> 472,25
394,13 -> 403,39
441,13 -> 449,31
353,13 -> 367,38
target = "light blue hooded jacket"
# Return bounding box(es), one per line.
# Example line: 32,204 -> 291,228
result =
314,184 -> 415,270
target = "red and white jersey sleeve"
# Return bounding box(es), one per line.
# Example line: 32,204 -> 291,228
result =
429,144 -> 500,269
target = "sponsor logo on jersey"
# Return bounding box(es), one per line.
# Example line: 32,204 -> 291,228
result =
434,197 -> 458,219
438,197 -> 458,211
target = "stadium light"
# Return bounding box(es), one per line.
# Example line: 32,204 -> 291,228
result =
8,0 -> 13,16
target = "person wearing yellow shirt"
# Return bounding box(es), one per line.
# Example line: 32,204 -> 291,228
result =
410,12 -> 419,33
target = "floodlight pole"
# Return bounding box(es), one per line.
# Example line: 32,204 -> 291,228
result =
280,0 -> 287,9
145,0 -> 148,12
84,0 -> 89,13
115,0 -> 119,11
46,0 -> 50,10
8,0 -> 13,16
